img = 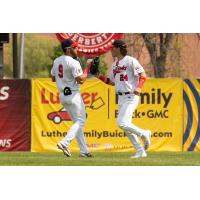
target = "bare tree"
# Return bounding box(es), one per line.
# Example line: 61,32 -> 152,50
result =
124,33 -> 200,78
141,33 -> 173,77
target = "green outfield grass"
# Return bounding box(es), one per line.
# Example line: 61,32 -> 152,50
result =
0,152 -> 200,166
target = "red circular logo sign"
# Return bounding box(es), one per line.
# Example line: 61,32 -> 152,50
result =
56,33 -> 123,57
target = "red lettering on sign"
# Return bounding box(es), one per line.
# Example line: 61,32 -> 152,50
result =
82,93 -> 90,104
91,92 -> 98,102
81,92 -> 98,105
41,88 -> 49,104
41,88 -> 98,105
41,88 -> 59,104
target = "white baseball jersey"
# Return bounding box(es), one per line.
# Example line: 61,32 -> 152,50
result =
51,55 -> 83,92
109,55 -> 144,93
52,55 -> 89,154
112,55 -> 150,153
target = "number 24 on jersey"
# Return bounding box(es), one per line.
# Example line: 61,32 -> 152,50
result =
120,74 -> 128,81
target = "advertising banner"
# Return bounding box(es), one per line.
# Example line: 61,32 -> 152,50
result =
32,78 -> 183,152
137,79 -> 183,152
183,79 -> 200,151
0,79 -> 31,151
56,33 -> 123,57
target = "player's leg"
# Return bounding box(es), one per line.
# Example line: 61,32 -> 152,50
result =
117,95 -> 145,154
76,129 -> 92,157
67,95 -> 91,156
59,92 -> 86,148
74,97 -> 90,155
125,131 -> 143,151
117,94 -> 151,149
65,110 -> 89,155
117,94 -> 144,136
126,132 -> 147,158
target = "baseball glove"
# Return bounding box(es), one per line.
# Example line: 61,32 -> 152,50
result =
89,57 -> 100,75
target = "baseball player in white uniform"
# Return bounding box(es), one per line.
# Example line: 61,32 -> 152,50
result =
99,40 -> 151,158
51,39 -> 92,157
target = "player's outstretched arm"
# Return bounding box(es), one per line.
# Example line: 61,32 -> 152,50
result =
76,59 -> 93,84
134,72 -> 147,95
98,75 -> 114,86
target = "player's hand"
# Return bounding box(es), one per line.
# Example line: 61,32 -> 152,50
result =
134,87 -> 141,96
86,59 -> 93,67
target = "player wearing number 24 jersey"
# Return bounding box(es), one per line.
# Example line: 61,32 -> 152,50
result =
98,40 -> 151,158
109,55 -> 144,94
51,38 -> 92,158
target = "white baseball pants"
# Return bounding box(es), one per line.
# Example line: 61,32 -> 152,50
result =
117,94 -> 146,151
59,91 -> 89,154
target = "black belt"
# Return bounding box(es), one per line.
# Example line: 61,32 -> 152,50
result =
117,92 -> 131,95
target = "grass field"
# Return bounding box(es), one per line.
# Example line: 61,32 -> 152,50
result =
0,152 -> 200,166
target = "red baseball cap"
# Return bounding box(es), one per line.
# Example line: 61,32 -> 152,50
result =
71,41 -> 79,48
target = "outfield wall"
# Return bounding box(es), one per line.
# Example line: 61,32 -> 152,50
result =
183,79 -> 200,151
0,78 -> 199,152
31,78 -> 183,152
0,79 -> 31,151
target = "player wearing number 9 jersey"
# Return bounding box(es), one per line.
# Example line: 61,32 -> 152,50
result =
51,38 -> 92,158
99,40 -> 151,158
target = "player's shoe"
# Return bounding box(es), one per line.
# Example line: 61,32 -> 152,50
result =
57,142 -> 71,157
141,130 -> 151,150
79,153 -> 93,157
130,149 -> 147,159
